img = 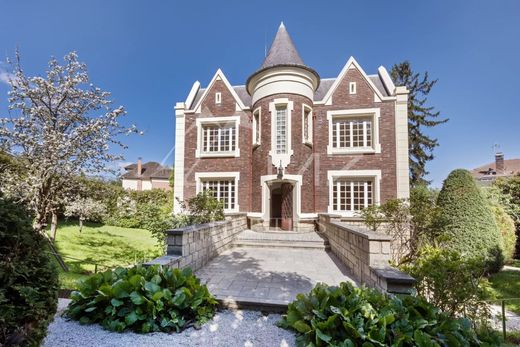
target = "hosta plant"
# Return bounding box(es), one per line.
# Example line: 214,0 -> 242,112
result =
65,265 -> 217,333
278,282 -> 498,347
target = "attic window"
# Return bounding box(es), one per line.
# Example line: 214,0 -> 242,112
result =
349,82 -> 357,95
215,92 -> 222,104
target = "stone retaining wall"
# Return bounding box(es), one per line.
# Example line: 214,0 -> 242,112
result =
146,213 -> 247,271
318,214 -> 414,294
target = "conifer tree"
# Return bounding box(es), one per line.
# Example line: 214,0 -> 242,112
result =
391,61 -> 448,186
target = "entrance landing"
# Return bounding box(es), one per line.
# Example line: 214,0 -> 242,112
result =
196,231 -> 356,311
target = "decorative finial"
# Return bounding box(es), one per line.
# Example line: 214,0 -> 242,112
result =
280,21 -> 285,29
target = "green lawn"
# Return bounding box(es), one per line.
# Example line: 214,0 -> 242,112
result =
488,264 -> 520,315
47,220 -> 162,289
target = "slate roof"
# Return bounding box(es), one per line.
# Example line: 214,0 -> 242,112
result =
471,159 -> 520,180
122,161 -> 172,179
260,22 -> 305,69
189,75 -> 389,109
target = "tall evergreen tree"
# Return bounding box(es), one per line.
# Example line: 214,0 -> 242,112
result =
391,61 -> 448,186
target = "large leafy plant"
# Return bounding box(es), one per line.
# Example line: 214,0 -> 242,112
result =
278,282 -> 497,347
65,265 -> 217,333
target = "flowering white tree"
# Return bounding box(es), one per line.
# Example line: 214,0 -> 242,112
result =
64,197 -> 106,232
0,51 -> 138,233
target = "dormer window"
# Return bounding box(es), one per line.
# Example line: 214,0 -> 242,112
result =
215,92 -> 222,104
349,82 -> 357,94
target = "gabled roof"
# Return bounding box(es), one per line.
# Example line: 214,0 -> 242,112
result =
261,22 -> 304,69
471,159 -> 520,179
315,57 -> 396,104
188,69 -> 248,112
122,161 -> 172,179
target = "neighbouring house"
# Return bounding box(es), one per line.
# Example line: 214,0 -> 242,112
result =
173,23 -> 410,230
122,158 -> 172,191
471,152 -> 520,185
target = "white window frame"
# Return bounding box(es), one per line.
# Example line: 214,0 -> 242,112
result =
195,172 -> 240,213
252,107 -> 261,147
269,98 -> 294,169
327,170 -> 381,217
349,82 -> 357,94
327,108 -> 381,155
302,104 -> 313,145
195,116 -> 240,158
215,92 -> 221,104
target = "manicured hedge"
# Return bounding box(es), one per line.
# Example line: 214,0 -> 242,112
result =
0,196 -> 59,347
65,265 -> 217,333
278,282 -> 498,346
436,169 -> 503,271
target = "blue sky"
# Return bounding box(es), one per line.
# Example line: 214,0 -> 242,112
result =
1,0 -> 519,187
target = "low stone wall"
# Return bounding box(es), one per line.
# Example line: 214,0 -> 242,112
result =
146,213 -> 247,272
318,214 -> 414,294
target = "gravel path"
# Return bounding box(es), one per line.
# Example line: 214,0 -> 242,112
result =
490,305 -> 520,332
43,299 -> 296,347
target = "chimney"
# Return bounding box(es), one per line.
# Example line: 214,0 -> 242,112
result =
495,152 -> 504,173
137,157 -> 142,177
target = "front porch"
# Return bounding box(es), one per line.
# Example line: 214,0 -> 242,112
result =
195,235 -> 356,311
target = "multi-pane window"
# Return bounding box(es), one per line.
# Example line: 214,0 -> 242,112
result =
201,179 -> 236,210
253,109 -> 261,146
332,178 -> 373,212
201,124 -> 236,153
303,106 -> 312,144
332,118 -> 372,149
275,106 -> 288,154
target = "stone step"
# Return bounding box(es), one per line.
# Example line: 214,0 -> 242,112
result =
233,239 -> 329,250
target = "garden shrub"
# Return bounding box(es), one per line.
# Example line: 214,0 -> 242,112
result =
65,265 -> 217,333
278,281 -> 496,347
400,246 -> 491,325
436,169 -> 504,272
0,196 -> 59,347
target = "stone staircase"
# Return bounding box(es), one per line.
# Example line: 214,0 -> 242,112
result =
232,229 -> 330,250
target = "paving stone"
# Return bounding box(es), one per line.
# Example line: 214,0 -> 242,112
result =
195,246 -> 356,306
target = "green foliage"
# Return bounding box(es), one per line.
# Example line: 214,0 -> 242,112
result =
390,61 -> 448,186
279,282 -> 493,347
65,265 -> 218,333
436,169 -> 504,272
493,174 -> 520,258
0,196 -> 59,346
401,246 -> 491,325
181,190 -> 225,225
360,186 -> 441,264
105,189 -> 173,244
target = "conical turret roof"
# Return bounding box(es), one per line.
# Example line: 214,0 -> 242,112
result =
261,22 -> 304,69
246,22 -> 320,94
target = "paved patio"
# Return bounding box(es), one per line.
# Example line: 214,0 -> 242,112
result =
196,245 -> 356,310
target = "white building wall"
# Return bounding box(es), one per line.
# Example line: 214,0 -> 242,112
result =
122,179 -> 138,190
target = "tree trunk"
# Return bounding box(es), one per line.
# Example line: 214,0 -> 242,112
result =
50,212 -> 58,241
79,217 -> 83,233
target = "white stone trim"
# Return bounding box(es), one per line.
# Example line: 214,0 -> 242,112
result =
190,68 -> 246,112
215,92 -> 221,104
327,170 -> 382,217
173,102 -> 186,214
185,81 -> 200,110
315,57 -> 396,104
195,171 -> 240,213
326,108 -> 381,155
248,67 -> 319,105
349,82 -> 357,94
252,107 -> 261,146
269,98 -> 293,169
378,66 -> 396,96
302,104 -> 313,145
260,174 -> 303,222
395,86 -> 410,199
195,116 -> 240,158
